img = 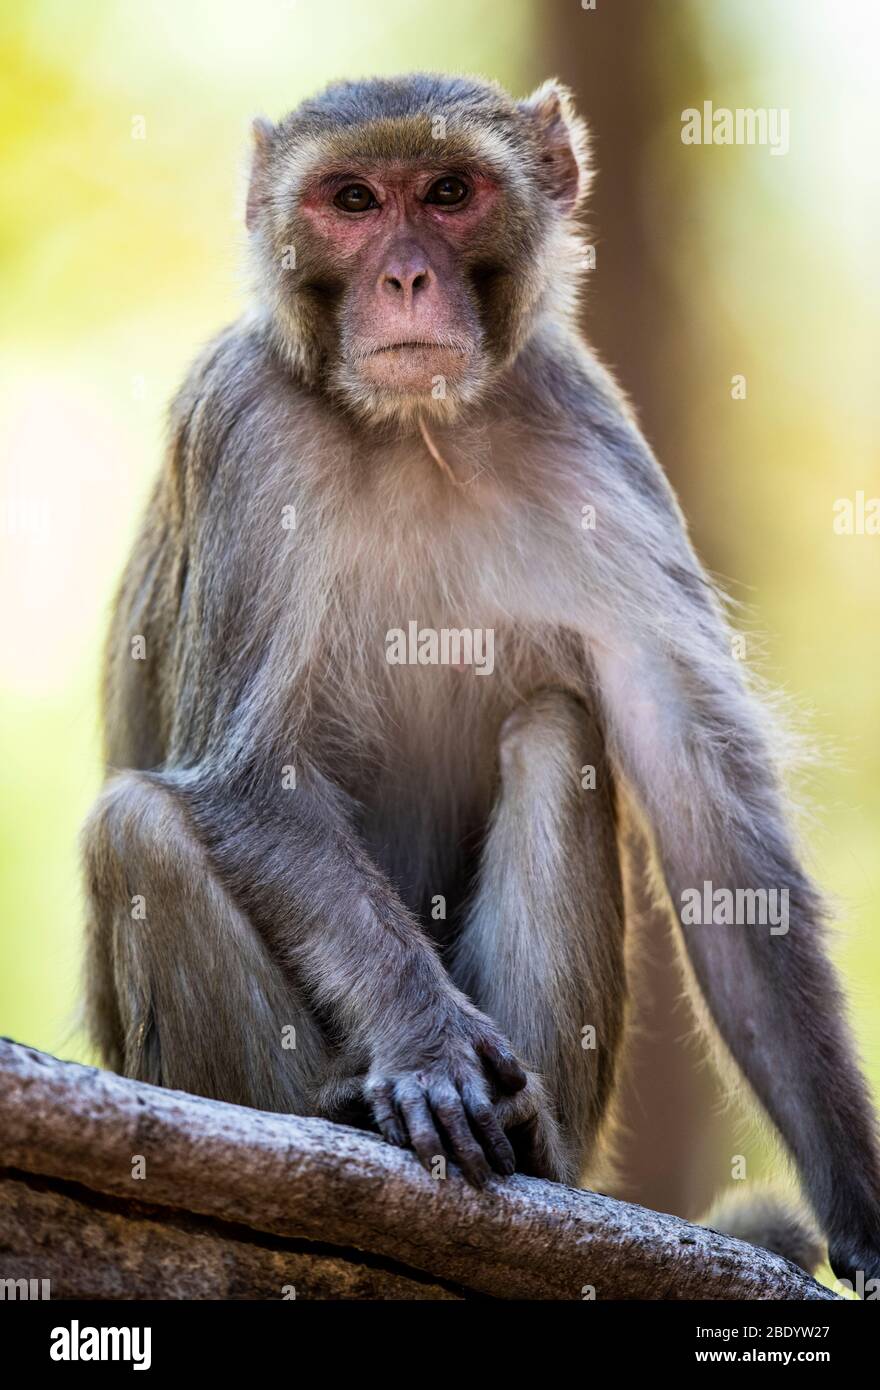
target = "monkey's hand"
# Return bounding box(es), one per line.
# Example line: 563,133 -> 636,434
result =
363,1005 -> 530,1187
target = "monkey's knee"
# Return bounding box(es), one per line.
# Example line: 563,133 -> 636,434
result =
83,770 -> 217,904
83,772 -> 150,888
498,688 -> 609,794
82,771 -> 322,1113
82,772 -> 164,1072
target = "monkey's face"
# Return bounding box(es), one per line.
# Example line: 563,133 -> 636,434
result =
298,163 -> 501,417
247,76 -> 591,425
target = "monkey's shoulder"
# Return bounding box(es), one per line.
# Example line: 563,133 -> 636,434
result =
510,326 -> 685,519
512,327 -> 639,445
169,318 -> 289,429
162,317 -> 319,494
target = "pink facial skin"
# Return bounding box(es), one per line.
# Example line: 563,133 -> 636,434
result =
298,167 -> 500,256
297,167 -> 500,392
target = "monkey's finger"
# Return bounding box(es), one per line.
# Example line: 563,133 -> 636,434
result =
477,1039 -> 528,1095
365,1079 -> 408,1148
395,1082 -> 448,1175
460,1083 -> 517,1176
508,1115 -> 556,1181
428,1084 -> 491,1188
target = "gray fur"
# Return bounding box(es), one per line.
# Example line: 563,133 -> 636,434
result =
704,1188 -> 826,1276
83,73 -> 880,1276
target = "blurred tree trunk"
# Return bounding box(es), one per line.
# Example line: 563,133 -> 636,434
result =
534,0 -> 727,1220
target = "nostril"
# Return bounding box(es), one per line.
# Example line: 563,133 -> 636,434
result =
380,267 -> 430,295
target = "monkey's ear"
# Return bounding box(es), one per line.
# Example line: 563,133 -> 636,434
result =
246,116 -> 276,233
519,80 -> 591,215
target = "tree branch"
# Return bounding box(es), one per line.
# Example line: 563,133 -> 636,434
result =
0,1039 -> 836,1300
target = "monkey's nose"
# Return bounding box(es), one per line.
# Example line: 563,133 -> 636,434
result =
378,262 -> 432,309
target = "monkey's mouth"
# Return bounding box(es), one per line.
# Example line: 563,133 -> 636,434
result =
355,340 -> 474,392
368,341 -> 468,355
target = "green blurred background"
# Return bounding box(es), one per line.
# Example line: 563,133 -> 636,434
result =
1,0 -> 877,1232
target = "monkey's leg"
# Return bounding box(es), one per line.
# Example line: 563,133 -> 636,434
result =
452,689 -> 626,1185
82,771 -> 328,1114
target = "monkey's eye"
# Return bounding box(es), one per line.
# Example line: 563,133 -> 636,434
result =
333,184 -> 378,213
424,176 -> 469,207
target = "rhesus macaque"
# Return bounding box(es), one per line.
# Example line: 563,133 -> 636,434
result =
83,74 -> 880,1283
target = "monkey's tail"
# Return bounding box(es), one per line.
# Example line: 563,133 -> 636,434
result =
700,1187 -> 825,1276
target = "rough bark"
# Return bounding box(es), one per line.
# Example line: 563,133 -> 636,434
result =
0,1039 -> 835,1301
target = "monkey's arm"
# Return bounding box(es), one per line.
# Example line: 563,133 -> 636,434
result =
147,760 -> 524,1186
553,355 -> 880,1282
592,631 -> 880,1281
